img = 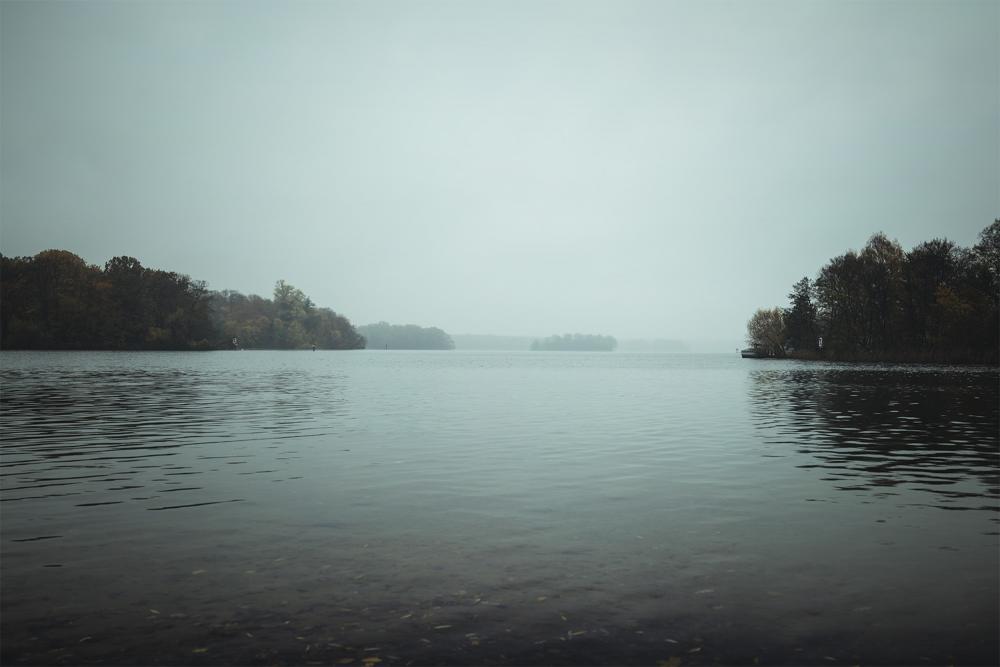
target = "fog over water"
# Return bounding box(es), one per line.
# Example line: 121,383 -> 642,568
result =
2,1 -> 997,343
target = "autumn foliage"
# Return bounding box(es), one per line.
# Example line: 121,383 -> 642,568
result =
0,251 -> 364,350
748,220 -> 999,364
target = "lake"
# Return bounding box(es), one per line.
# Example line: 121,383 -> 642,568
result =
1,351 -> 997,665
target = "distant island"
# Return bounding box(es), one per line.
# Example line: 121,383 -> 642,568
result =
0,250 -> 365,350
745,220 -> 999,364
531,333 -> 617,351
358,322 -> 454,350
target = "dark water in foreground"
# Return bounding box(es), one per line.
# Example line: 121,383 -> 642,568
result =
1,351 -> 997,666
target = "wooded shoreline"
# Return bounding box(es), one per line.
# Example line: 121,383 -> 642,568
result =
744,220 -> 999,366
0,251 -> 364,351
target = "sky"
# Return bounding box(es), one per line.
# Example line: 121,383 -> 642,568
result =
2,0 -> 997,347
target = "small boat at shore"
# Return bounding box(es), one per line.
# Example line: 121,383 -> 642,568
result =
741,348 -> 768,358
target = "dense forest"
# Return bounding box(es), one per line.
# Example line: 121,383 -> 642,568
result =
0,250 -> 365,350
357,322 -> 454,350
746,220 -> 999,364
531,333 -> 618,351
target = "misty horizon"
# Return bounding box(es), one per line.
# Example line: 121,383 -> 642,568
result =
2,0 -> 996,342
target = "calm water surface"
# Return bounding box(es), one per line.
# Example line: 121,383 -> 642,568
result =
1,351 -> 997,665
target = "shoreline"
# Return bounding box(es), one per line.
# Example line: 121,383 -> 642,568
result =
782,349 -> 999,365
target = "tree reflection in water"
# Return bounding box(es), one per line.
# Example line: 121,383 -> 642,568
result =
747,365 -> 999,514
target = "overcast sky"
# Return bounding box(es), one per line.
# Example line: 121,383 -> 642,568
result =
2,0 -> 997,345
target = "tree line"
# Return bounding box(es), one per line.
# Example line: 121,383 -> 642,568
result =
357,322 -> 455,350
531,333 -> 618,351
211,280 -> 364,350
746,220 -> 999,363
0,250 -> 365,350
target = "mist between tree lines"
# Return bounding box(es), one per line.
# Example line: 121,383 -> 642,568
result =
745,220 -> 999,364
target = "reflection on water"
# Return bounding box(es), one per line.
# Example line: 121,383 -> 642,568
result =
748,367 -> 999,516
1,361 -> 347,512
1,352 -> 998,666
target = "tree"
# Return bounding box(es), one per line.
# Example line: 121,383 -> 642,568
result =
858,232 -> 905,351
103,255 -> 149,347
273,280 -> 309,322
902,238 -> 959,350
746,307 -> 785,357
783,277 -> 817,350
815,249 -> 867,353
973,219 -> 1000,302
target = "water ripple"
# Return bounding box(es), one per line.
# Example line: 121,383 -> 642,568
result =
1,355 -> 348,512
748,365 -> 999,512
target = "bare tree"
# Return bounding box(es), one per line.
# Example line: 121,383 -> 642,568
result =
746,307 -> 786,357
